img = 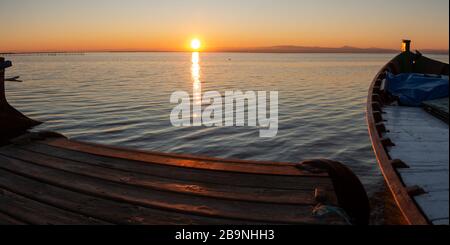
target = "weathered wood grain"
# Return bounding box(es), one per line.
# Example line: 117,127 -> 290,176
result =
0,147 -> 335,205
384,106 -> 449,224
0,168 -> 268,225
0,187 -> 108,225
42,137 -> 320,176
16,142 -> 334,191
0,154 -> 338,224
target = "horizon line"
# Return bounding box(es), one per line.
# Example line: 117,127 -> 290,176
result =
1,45 -> 449,56
2,50 -> 449,56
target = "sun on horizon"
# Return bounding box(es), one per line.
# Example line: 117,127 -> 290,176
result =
191,39 -> 202,51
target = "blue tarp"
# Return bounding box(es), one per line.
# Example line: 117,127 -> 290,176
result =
386,72 -> 449,106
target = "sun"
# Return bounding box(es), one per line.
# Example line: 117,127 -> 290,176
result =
191,39 -> 201,50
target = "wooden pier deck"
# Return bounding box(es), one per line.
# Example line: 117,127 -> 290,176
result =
0,132 -> 368,225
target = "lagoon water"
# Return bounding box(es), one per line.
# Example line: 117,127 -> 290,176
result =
4,53 -> 449,194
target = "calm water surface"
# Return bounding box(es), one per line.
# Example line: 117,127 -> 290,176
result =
5,53 -> 449,194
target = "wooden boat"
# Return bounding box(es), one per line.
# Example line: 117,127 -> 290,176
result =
0,57 -> 370,225
367,40 -> 449,225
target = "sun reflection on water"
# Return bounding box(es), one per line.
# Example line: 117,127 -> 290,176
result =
191,52 -> 202,124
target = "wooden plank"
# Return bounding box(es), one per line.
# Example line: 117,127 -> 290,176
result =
383,107 -> 449,128
0,188 -> 108,225
47,137 -> 298,166
0,154 -> 336,224
384,124 -> 448,134
432,218 -> 449,225
388,141 -> 449,155
414,191 -> 449,222
385,131 -> 449,143
383,116 -> 447,125
391,156 -> 448,171
0,168 -> 265,225
389,155 -> 448,169
398,171 -> 449,193
42,138 -> 318,176
0,147 -> 330,205
0,211 -> 26,225
16,142 -> 334,191
383,106 -> 449,224
397,163 -> 448,172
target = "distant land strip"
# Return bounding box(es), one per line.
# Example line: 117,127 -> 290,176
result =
214,45 -> 449,54
1,45 -> 448,55
0,52 -> 86,56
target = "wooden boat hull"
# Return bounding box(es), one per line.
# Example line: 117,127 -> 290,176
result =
0,132 -> 370,225
367,46 -> 449,225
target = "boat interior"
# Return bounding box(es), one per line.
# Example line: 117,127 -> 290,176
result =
367,40 -> 449,225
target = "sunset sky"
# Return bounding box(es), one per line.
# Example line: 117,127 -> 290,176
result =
0,0 -> 449,52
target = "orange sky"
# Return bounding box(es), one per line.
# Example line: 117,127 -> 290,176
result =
0,0 -> 449,53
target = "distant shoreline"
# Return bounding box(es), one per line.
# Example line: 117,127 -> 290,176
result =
2,52 -> 449,56
1,47 -> 449,56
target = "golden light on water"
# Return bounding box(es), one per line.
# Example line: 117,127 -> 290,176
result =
191,52 -> 200,83
191,39 -> 201,50
191,52 -> 200,65
191,39 -> 200,92
190,39 -> 201,109
191,52 -> 202,123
